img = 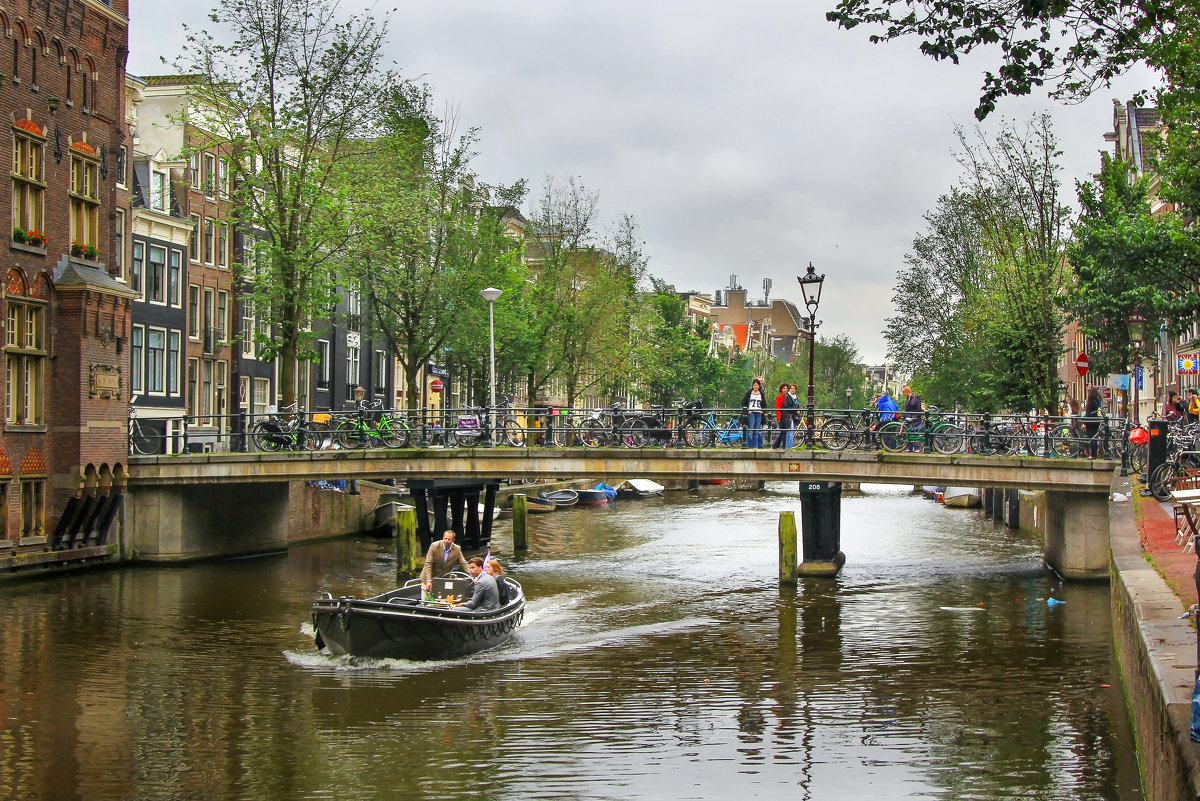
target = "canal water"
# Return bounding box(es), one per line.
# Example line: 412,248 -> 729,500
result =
0,483 -> 1142,801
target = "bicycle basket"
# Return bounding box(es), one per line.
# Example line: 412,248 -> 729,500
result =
458,415 -> 480,429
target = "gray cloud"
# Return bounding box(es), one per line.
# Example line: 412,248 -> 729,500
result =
129,0 -> 1157,363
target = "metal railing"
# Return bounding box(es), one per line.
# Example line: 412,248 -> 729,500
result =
127,402 -> 1136,467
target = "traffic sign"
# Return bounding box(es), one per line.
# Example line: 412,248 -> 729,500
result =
1075,353 -> 1089,376
429,378 -> 443,393
1179,354 -> 1199,375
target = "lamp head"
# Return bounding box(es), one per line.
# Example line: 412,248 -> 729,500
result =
796,262 -> 825,314
1127,308 -> 1147,344
480,287 -> 502,303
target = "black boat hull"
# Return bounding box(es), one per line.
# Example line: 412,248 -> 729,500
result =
312,580 -> 524,660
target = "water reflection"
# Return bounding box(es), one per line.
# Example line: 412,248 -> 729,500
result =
0,483 -> 1141,800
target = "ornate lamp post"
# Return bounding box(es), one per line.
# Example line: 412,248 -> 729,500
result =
1128,309 -> 1147,425
480,288 -> 502,414
796,262 -> 825,448
846,387 -> 853,410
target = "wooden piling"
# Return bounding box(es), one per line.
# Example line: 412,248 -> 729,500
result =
779,510 -> 798,585
394,505 -> 422,580
512,494 -> 528,551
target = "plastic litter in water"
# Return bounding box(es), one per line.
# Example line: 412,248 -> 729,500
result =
1047,598 -> 1066,607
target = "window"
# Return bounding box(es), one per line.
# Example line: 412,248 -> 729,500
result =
189,151 -> 201,190
130,325 -> 143,394
168,250 -> 182,307
216,291 -> 228,341
241,299 -> 254,357
70,150 -> 99,248
114,209 -> 125,278
188,214 -> 200,262
187,285 -> 200,339
202,360 -> 214,418
204,153 -> 215,198
344,284 -> 361,319
204,287 -> 215,338
317,339 -> 330,388
216,360 -> 228,416
219,157 -> 230,198
130,241 -> 143,296
346,341 -> 360,388
187,357 -> 198,416
20,479 -> 43,538
217,222 -> 228,269
168,331 -> 181,395
150,170 -> 167,211
147,246 -> 166,303
204,216 -> 215,264
147,328 -> 165,393
5,297 -> 46,425
374,350 -> 386,393
12,126 -> 45,236
116,146 -> 127,188
253,377 -> 269,416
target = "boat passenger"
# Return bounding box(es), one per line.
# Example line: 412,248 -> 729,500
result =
458,557 -> 499,612
421,529 -> 470,592
485,559 -> 510,605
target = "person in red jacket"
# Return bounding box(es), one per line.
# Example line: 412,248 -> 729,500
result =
771,382 -> 790,449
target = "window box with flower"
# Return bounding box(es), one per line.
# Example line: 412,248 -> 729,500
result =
70,241 -> 96,260
11,228 -> 46,255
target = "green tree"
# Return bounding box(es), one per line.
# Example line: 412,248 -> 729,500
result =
340,82 -> 527,409
181,0 -> 392,405
632,282 -> 734,406
826,0 -> 1177,119
1064,151 -> 1200,375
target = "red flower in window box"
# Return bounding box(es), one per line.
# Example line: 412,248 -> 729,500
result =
24,230 -> 45,248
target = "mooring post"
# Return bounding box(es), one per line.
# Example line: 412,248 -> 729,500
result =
394,505 -> 421,581
779,510 -> 798,585
512,493 -> 528,551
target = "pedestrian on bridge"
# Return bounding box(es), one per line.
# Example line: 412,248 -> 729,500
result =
742,378 -> 765,449
1085,386 -> 1103,458
771,383 -> 795,449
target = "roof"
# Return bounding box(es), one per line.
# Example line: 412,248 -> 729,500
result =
53,257 -> 140,298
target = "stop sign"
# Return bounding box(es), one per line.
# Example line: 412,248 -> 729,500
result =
1075,353 -> 1089,376
429,378 -> 443,393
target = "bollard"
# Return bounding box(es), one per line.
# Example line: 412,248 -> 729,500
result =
394,505 -> 421,581
779,510 -> 798,585
512,493 -> 528,551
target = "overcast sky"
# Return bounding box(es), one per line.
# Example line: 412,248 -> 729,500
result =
128,0 -> 1156,364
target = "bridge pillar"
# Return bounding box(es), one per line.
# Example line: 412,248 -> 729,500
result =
796,481 -> 845,577
1043,491 -> 1110,580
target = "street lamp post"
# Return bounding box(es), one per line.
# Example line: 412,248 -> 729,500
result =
796,262 -> 825,449
480,287 -> 503,418
846,387 -> 852,410
1128,309 -> 1147,426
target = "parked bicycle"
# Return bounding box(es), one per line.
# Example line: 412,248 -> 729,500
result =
876,407 -> 964,454
334,399 -> 410,448
128,405 -> 160,455
251,402 -> 322,452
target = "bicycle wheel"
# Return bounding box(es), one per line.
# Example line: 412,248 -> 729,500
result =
335,419 -> 367,449
251,420 -> 284,453
931,424 -> 964,455
878,421 -> 907,452
456,427 -> 482,447
1049,425 -> 1077,457
819,420 -> 851,451
681,418 -> 713,447
130,422 -> 159,455
1129,442 -> 1148,474
619,418 -> 647,447
1149,462 -> 1177,501
719,422 -> 743,447
578,421 -> 608,448
499,418 -> 525,447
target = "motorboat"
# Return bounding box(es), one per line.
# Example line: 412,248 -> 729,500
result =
616,479 -> 665,498
943,487 -> 982,508
312,573 -> 524,660
575,488 -> 611,506
526,495 -> 557,513
540,489 -> 579,507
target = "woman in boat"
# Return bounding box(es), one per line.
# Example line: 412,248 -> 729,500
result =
485,558 -> 510,605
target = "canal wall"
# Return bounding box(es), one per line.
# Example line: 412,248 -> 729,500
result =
1017,480 -> 1200,799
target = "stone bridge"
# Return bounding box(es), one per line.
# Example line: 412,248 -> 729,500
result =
125,448 -> 1117,580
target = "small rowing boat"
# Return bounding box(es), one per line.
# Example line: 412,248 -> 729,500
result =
540,489 -> 579,507
312,573 -> 524,660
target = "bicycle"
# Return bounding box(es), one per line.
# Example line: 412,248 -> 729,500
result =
334,399 -> 410,449
681,409 -> 742,447
876,407 -> 964,454
128,406 -> 160,455
493,395 -> 527,447
251,402 -> 322,452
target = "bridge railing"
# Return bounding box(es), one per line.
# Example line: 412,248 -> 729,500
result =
127,402 -> 1137,466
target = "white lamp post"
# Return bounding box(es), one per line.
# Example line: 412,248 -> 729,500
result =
480,288 -> 502,412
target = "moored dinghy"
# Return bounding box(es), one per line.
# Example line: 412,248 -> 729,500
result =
616,479 -> 665,498
540,489 -> 579,507
943,487 -> 982,508
526,495 -> 557,513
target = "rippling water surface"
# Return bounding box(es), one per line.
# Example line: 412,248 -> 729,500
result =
0,483 -> 1141,800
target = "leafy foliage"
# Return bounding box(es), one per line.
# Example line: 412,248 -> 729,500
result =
826,0 -> 1169,119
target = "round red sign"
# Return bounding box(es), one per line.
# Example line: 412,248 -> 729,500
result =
429,378 -> 443,393
1075,353 -> 1089,376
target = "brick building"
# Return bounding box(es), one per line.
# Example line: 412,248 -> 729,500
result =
0,0 -> 134,564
